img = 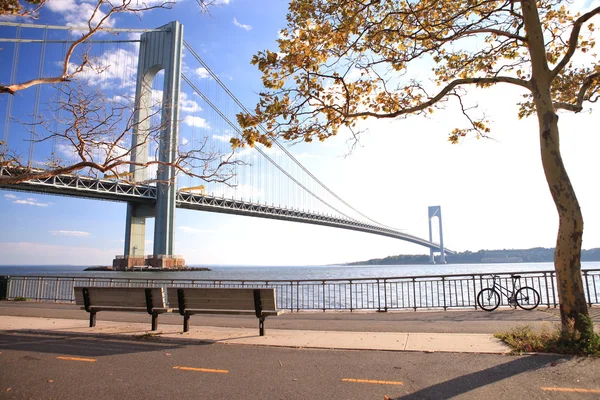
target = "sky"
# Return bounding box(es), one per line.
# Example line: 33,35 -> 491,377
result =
0,0 -> 599,266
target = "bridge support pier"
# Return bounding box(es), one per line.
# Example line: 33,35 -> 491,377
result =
428,205 -> 446,264
112,21 -> 185,270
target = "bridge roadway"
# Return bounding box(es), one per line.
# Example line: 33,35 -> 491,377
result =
0,167 -> 453,254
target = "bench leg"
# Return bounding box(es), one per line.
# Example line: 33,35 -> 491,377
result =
258,317 -> 265,336
151,313 -> 158,331
89,311 -> 97,328
183,314 -> 190,333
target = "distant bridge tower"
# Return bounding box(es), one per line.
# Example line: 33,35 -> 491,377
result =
428,205 -> 446,264
113,21 -> 184,270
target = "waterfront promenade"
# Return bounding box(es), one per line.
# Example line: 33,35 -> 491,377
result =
2,301 -> 598,349
2,302 -> 600,399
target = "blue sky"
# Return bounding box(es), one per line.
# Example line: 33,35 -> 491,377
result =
1,0 -> 599,266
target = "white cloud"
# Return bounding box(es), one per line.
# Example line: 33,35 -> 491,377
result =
195,67 -> 211,79
214,0 -> 231,4
233,17 -> 252,31
49,0 -> 115,29
45,0 -> 76,13
184,116 -> 211,129
212,134 -> 233,142
13,198 -> 49,207
50,230 -> 90,237
4,194 -> 17,199
70,48 -> 138,89
178,226 -> 215,234
180,137 -> 190,146
179,92 -> 203,113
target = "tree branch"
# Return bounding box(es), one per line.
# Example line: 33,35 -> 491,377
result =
347,76 -> 530,119
551,5 -> 600,79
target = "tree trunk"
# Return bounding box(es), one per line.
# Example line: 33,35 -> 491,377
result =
521,0 -> 589,334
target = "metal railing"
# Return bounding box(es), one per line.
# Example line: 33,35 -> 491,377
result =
3,269 -> 600,311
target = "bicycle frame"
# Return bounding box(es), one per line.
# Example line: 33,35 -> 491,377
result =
490,275 -> 521,304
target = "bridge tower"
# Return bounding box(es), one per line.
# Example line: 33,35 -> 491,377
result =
113,21 -> 185,270
428,205 -> 446,264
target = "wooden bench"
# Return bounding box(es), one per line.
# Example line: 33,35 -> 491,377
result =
74,287 -> 171,331
167,287 -> 283,336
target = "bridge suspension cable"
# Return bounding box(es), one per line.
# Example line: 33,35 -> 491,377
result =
183,41 -> 401,231
181,74 -> 358,222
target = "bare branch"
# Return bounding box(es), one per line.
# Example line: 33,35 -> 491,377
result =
0,0 -> 174,95
346,76 -> 530,120
551,5 -> 600,78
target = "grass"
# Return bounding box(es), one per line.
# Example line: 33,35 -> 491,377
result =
134,332 -> 160,341
496,316 -> 600,356
13,296 -> 28,302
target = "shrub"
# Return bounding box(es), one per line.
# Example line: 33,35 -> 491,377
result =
496,316 -> 600,356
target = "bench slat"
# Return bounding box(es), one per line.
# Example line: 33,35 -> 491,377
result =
166,288 -> 275,299
81,306 -> 173,313
168,298 -> 274,311
166,288 -> 277,310
180,309 -> 283,316
74,287 -> 167,308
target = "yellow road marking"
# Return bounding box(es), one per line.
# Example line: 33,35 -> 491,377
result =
172,366 -> 229,374
56,356 -> 96,363
541,387 -> 600,394
342,378 -> 403,386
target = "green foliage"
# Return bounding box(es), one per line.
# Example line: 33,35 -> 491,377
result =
346,247 -> 600,265
496,316 -> 600,356
13,296 -> 28,302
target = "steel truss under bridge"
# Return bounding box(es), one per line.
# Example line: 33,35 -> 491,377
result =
0,167 -> 453,254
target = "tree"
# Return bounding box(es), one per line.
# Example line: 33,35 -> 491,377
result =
0,0 -> 239,186
1,0 -> 46,18
237,0 -> 600,335
2,80 -> 241,185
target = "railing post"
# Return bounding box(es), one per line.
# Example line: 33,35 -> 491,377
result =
383,279 -> 388,312
550,271 -> 557,307
290,281 -> 294,312
349,280 -> 353,312
542,273 -> 549,308
0,276 -> 9,300
55,277 -> 60,302
377,279 -> 381,311
322,280 -> 326,312
296,281 -> 300,312
442,277 -> 447,310
473,276 -> 477,309
412,278 -> 417,311
584,270 -> 592,307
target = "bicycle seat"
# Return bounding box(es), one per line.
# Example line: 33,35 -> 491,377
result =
512,275 -> 521,279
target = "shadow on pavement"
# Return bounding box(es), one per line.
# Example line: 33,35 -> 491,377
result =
394,354 -> 565,399
0,329 -> 214,358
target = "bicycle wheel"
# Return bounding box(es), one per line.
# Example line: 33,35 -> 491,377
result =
477,288 -> 500,311
514,287 -> 540,310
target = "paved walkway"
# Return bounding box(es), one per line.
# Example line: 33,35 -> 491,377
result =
9,302 -> 588,354
5,302 -> 597,354
0,315 -> 510,353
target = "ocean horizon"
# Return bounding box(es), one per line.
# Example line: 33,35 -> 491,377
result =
1,262 -> 599,281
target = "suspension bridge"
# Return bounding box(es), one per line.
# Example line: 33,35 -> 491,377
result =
0,21 -> 453,269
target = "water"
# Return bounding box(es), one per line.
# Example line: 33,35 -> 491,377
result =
2,262 -> 600,282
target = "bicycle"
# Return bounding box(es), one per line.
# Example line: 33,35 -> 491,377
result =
477,274 -> 540,311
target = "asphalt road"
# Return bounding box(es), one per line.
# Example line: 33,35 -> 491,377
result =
1,329 -> 599,400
